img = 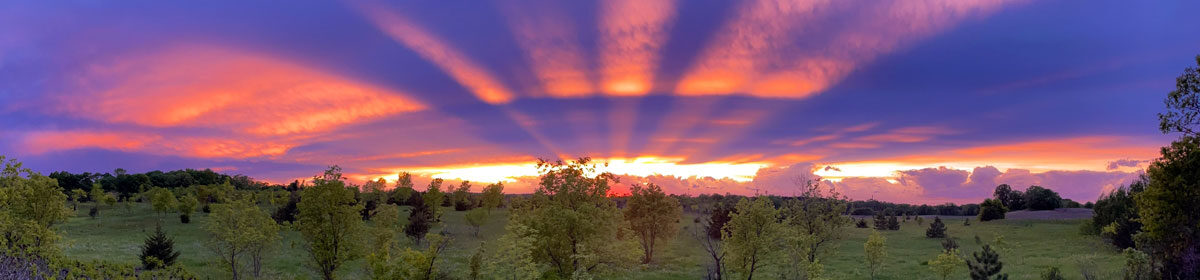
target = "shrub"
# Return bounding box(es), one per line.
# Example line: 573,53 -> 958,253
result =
1041,266 -> 1065,280
967,244 -> 1006,280
942,238 -> 958,253
1089,180 -> 1143,248
272,192 -> 300,224
928,249 -> 964,280
139,224 -> 180,270
1123,248 -> 1153,280
963,218 -> 971,226
88,206 -> 99,219
179,214 -> 190,224
926,217 -> 947,238
979,199 -> 1007,221
864,230 -> 887,279
856,218 -> 868,228
887,213 -> 900,230
202,204 -> 211,213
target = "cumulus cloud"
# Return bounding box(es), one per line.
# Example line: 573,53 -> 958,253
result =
1106,159 -> 1149,170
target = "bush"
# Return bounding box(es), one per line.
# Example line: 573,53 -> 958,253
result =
88,206 -> 99,219
139,224 -> 180,270
201,204 -> 211,213
942,238 -> 958,253
966,244 -> 1006,280
926,217 -> 947,238
1089,181 -> 1143,249
979,199 -> 1007,221
179,214 -> 190,224
1123,248 -> 1153,280
855,218 -> 868,228
963,218 -> 971,226
272,192 -> 300,224
1041,266 -> 1065,280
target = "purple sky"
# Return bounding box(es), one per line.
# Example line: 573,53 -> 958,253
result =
2,0 -> 1197,203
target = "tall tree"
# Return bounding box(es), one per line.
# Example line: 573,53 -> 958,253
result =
0,156 -> 72,257
624,183 -> 682,264
298,166 -> 365,280
480,182 -> 505,212
979,199 -> 1007,221
724,196 -> 781,280
1158,55 -> 1200,136
204,198 -> 280,279
1022,186 -> 1062,211
780,178 -> 850,279
423,179 -> 445,217
484,223 -> 541,279
505,158 -> 637,277
388,172 -> 414,205
464,208 -> 487,237
1137,136 -> 1200,279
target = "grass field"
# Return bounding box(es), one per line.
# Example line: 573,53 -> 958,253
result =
55,203 -> 1126,279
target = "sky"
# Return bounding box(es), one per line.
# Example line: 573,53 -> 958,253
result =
2,0 -> 1198,204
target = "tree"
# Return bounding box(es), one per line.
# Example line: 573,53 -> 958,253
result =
724,196 -> 781,280
1123,247 -> 1153,280
864,230 -> 887,280
624,183 -> 682,264
272,191 -> 300,224
464,207 -> 487,237
1158,55 -> 1200,136
481,182 -> 504,212
148,187 -> 178,216
1090,180 -> 1144,248
873,210 -> 889,230
504,158 -> 638,277
1136,136 -> 1200,279
485,223 -> 540,280
979,199 -> 1007,221
967,245 -> 1007,280
452,181 -> 473,211
368,233 -> 452,280
204,198 -> 280,279
405,196 -> 436,245
298,166 -> 365,280
177,194 -> 198,223
69,188 -> 87,211
690,207 -> 729,280
707,203 -> 733,240
992,184 -> 1020,211
781,178 -> 851,262
1023,186 -> 1062,211
388,172 -> 415,205
926,217 -> 947,238
423,179 -> 445,217
0,156 -> 72,257
140,224 -> 181,270
928,249 -> 965,280
1040,267 -> 1064,280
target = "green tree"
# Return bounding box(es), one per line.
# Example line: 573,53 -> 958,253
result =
140,224 -> 181,270
1158,55 -> 1200,136
864,230 -> 887,280
177,194 -> 199,218
148,187 -> 178,216
724,196 -> 781,280
465,207 -> 487,237
505,158 -> 638,277
405,196 -> 436,245
1122,247 -> 1153,280
1022,186 -> 1062,210
927,249 -> 964,280
389,172 -> 415,205
484,223 -> 541,280
979,199 -> 1007,221
779,178 -> 850,279
204,198 -> 280,279
452,181 -> 473,211
69,188 -> 87,211
423,179 -> 445,216
624,183 -> 682,264
1136,136 -> 1200,278
967,244 -> 1007,280
0,156 -> 72,257
298,166 -> 365,280
1090,180 -> 1144,248
926,217 -> 947,238
481,182 -> 505,212
367,233 -> 451,280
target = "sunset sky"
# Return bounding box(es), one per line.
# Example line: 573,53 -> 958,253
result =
2,0 -> 1198,203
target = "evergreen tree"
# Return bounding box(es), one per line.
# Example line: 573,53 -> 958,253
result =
926,217 -> 947,238
887,213 -> 900,230
967,245 -> 1007,280
406,195 -> 436,245
856,218 -> 868,228
873,211 -> 889,230
139,224 -> 181,270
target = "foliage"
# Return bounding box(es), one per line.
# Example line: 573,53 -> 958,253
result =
452,181 -> 474,211
864,230 -> 887,279
203,198 -> 280,279
177,194 -> 199,217
140,224 -> 181,270
388,172 -> 415,205
1040,266 -> 1064,280
778,179 -> 850,280
1023,186 -> 1062,211
1158,55 -> 1200,136
423,179 -> 445,216
0,156 -> 72,257
406,195 -> 436,244
1090,179 -> 1144,248
297,166 -> 365,280
1123,248 -> 1153,280
505,158 -> 638,277
707,203 -> 733,240
484,223 -> 541,280
724,196 -> 781,280
624,183 -> 682,264
465,207 -> 487,237
481,182 -> 505,211
855,218 -> 868,228
367,233 -> 452,280
148,187 -> 179,215
272,191 -> 300,224
979,199 -> 1007,221
967,245 -> 1007,280
1136,136 -> 1200,279
927,249 -> 964,280
689,204 -> 729,280
926,217 -> 947,238
992,184 -> 1025,211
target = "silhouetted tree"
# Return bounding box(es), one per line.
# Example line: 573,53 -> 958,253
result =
140,224 -> 181,270
967,245 -> 1007,280
926,217 -> 947,238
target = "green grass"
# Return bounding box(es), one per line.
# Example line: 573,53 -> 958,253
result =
56,204 -> 1125,279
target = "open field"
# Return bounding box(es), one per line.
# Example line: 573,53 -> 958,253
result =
56,202 -> 1125,279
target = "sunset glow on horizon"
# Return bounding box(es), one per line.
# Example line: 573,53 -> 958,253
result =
2,0 -> 1197,203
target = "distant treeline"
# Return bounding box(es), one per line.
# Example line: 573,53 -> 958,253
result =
668,187 -> 1084,217
48,169 -> 283,199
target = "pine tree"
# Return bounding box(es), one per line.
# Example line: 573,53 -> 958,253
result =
873,211 -> 889,230
856,218 -> 868,228
405,196 -> 435,245
887,213 -> 900,230
967,244 -> 1007,280
140,224 -> 181,270
926,217 -> 947,238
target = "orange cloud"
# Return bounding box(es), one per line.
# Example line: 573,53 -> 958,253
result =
58,46 -> 424,136
357,4 -> 516,104
500,1 -> 594,97
21,130 -> 293,159
599,0 -> 676,96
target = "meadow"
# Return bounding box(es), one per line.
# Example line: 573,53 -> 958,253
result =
56,202 -> 1125,279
